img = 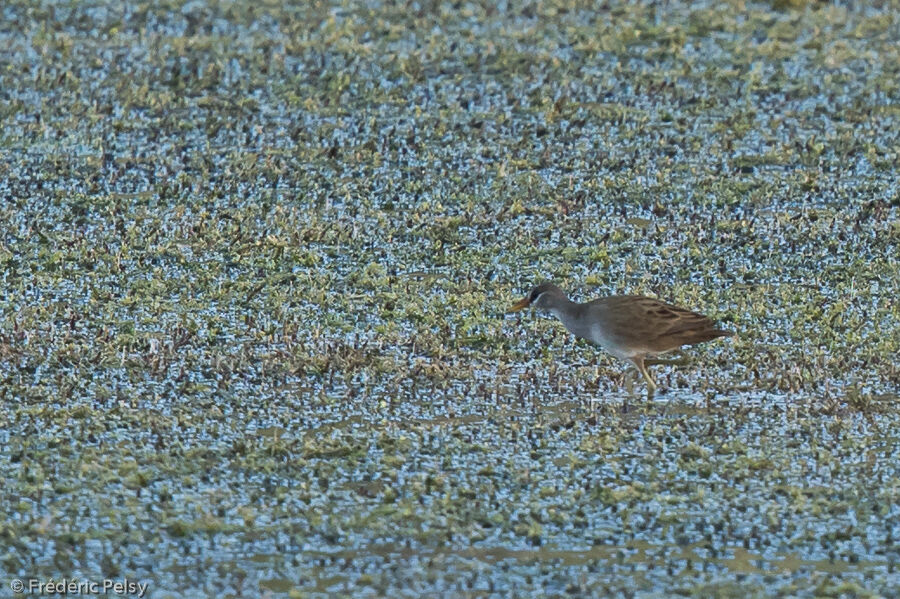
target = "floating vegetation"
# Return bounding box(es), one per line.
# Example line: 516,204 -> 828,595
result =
0,0 -> 898,597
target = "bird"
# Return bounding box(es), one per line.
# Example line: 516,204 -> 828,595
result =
508,283 -> 733,392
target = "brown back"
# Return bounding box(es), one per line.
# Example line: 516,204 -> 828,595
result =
590,295 -> 733,353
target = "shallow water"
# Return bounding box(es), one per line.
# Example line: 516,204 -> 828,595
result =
1,0 -> 899,597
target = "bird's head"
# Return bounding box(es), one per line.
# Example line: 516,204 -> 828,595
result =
508,283 -> 564,312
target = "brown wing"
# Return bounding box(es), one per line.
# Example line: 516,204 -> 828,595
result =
591,295 -> 733,353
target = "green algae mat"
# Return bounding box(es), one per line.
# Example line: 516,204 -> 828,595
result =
1,1 -> 899,597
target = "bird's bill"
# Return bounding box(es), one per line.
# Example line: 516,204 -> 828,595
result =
507,297 -> 531,313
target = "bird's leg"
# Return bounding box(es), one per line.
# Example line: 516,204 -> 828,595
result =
630,357 -> 658,392
624,367 -> 635,395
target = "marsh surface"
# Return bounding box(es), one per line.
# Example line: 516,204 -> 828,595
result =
1,1 -> 898,597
